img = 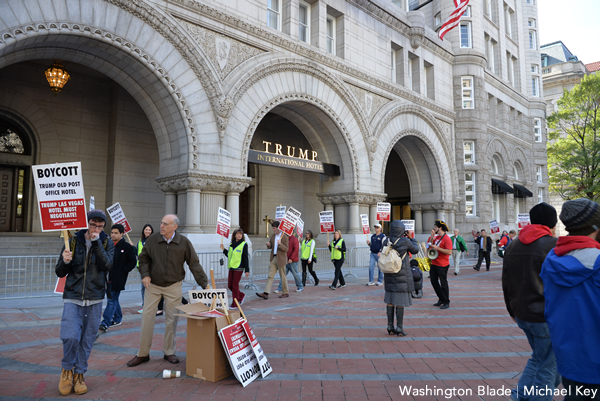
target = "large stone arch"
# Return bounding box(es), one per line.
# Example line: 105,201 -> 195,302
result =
486,138 -> 510,178
0,0 -> 222,173
509,146 -> 532,184
373,103 -> 456,203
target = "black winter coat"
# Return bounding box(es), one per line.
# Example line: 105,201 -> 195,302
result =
475,235 -> 493,252
109,239 -> 137,292
383,221 -> 420,293
56,230 -> 114,301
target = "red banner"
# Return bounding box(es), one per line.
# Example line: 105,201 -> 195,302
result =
39,199 -> 87,231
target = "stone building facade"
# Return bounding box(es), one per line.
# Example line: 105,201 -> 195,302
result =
0,0 -> 547,248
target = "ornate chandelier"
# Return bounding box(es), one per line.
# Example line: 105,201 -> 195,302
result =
45,61 -> 70,95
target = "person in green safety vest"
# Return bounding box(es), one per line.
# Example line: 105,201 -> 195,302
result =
220,228 -> 250,307
327,230 -> 346,290
300,230 -> 319,286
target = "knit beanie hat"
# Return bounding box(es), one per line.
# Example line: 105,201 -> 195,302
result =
87,209 -> 107,223
559,198 -> 600,236
529,202 -> 557,228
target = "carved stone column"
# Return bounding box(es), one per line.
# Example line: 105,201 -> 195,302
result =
318,192 -> 386,235
226,192 -> 240,229
164,192 -> 177,215
348,202 -> 360,234
186,189 -> 201,232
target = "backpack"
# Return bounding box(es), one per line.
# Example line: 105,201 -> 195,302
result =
378,238 -> 406,274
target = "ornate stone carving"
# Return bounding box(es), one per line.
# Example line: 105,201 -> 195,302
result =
156,173 -> 251,193
317,192 -> 387,205
345,83 -> 391,123
175,17 -> 265,80
410,26 -> 425,49
410,202 -> 457,212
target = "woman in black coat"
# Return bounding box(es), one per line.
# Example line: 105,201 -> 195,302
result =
383,220 -> 420,336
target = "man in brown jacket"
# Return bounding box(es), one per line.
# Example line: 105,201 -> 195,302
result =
127,214 -> 208,367
256,221 -> 289,299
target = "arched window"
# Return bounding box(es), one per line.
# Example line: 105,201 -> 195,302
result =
0,118 -> 30,155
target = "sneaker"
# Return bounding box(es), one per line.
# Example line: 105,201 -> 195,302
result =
156,310 -> 163,316
98,324 -> 108,333
366,282 -> 375,286
296,288 -> 303,292
328,285 -> 336,290
58,368 -> 73,396
240,294 -> 246,305
273,289 -> 281,294
73,373 -> 87,395
338,284 -> 346,288
110,321 -> 122,327
137,309 -> 143,314
376,282 -> 383,286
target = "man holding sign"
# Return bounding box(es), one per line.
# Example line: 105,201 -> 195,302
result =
256,221 -> 289,299
55,210 -> 114,396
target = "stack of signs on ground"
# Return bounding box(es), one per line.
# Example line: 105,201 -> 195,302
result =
241,319 -> 272,378
218,319 -> 261,387
107,202 -> 132,233
319,211 -> 335,233
280,206 -> 301,236
189,289 -> 229,310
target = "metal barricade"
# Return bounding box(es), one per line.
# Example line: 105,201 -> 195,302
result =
0,255 -> 60,298
346,246 -> 370,278
183,251 -> 229,288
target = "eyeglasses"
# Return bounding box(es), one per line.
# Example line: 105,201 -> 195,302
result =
89,223 -> 105,230
160,221 -> 172,226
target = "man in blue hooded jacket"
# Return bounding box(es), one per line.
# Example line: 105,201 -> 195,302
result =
541,198 -> 600,400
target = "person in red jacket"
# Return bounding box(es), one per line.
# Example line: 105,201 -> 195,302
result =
275,233 -> 303,294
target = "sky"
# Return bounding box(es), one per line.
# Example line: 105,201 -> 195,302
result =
538,0 -> 600,64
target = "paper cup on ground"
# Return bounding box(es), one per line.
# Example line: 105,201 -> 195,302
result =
162,369 -> 181,379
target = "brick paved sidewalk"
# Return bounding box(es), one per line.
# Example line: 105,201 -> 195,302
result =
0,261 -> 536,400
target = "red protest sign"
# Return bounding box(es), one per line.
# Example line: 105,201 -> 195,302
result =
218,320 -> 261,387
54,276 -> 66,294
376,202 -> 391,222
319,211 -> 335,233
518,214 -> 530,229
107,202 -> 132,234
490,219 -> 500,234
32,162 -> 88,232
360,214 -> 370,235
280,207 -> 301,236
217,207 -> 231,238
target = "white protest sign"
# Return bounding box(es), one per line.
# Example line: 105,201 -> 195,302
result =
32,162 -> 87,232
490,219 -> 500,234
242,319 -> 272,378
319,211 -> 335,233
217,207 -> 231,238
296,218 -> 304,238
280,207 -> 301,236
518,214 -> 530,229
218,320 -> 261,387
188,289 -> 229,310
360,214 -> 370,235
377,202 -> 391,221
107,202 -> 132,234
275,206 -> 286,221
401,220 -> 415,231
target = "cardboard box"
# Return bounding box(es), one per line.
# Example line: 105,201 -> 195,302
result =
176,303 -> 241,382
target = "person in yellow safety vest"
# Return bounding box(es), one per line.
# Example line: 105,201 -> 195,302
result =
327,230 -> 346,290
136,224 -> 154,314
220,228 -> 250,307
300,230 -> 319,286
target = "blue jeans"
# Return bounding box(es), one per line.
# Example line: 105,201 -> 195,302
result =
277,262 -> 303,291
101,286 -> 122,327
369,252 -> 383,283
511,318 -> 561,401
60,302 -> 103,374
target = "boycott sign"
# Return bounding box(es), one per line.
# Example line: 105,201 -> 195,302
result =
217,207 -> 231,238
275,206 -> 286,221
401,220 -> 415,231
280,207 -> 301,236
188,289 -> 229,310
377,202 -> 391,221
518,214 -> 531,229
219,320 -> 261,387
242,319 -> 272,378
360,214 -> 370,235
107,202 -> 132,234
32,162 -> 87,232
296,218 -> 304,238
319,211 -> 335,233
490,219 -> 500,234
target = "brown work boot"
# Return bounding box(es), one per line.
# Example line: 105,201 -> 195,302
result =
58,368 -> 73,396
73,373 -> 87,395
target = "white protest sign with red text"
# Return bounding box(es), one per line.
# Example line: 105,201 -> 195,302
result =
377,202 -> 391,222
107,202 -> 132,234
275,206 -> 286,222
242,319 -> 272,378
490,219 -> 500,234
218,320 -> 260,387
296,218 -> 304,238
32,162 -> 87,232
360,214 -> 370,235
319,211 -> 335,233
216,207 -> 231,238
280,207 -> 301,236
518,214 -> 530,229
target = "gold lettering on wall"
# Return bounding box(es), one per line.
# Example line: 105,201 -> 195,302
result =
261,141 -> 318,161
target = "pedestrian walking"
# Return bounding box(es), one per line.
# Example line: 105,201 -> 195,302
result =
221,228 -> 249,307
429,220 -> 453,309
275,232 -> 303,293
450,228 -> 468,275
328,230 -> 346,290
300,230 -> 319,286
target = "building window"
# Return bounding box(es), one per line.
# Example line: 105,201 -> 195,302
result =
532,77 -> 539,97
491,158 -> 499,175
425,61 -> 435,100
527,0 -> 535,4
505,6 -> 512,37
326,16 -> 335,54
529,31 -> 537,50
538,188 -> 543,203
507,53 -> 514,85
464,141 -> 475,163
531,65 -> 539,73
460,23 -> 472,48
462,76 -> 474,109
391,50 -> 396,83
409,53 -> 420,93
434,12 -> 441,29
392,44 -> 404,85
267,0 -> 281,31
528,18 -> 536,27
536,166 -> 543,183
465,173 -> 476,216
492,194 -> 500,221
534,118 -> 542,142
490,40 -> 497,73
463,5 -> 471,17
513,165 -> 519,180
299,1 -> 310,43
485,0 -> 492,17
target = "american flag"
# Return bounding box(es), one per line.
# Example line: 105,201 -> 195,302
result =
438,0 -> 470,41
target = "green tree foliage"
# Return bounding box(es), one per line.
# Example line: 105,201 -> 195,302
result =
547,73 -> 600,201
